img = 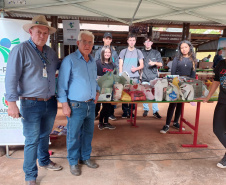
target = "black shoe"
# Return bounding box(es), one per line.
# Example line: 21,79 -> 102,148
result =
160,125 -> 169,134
79,159 -> 99,168
153,112 -> 162,119
70,165 -> 81,176
130,114 -> 135,118
98,122 -> 105,130
143,110 -> 148,117
122,113 -> 128,118
104,122 -> 116,129
173,122 -> 185,131
109,115 -> 117,121
217,153 -> 226,168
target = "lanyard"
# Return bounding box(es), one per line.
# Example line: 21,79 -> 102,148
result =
28,39 -> 50,67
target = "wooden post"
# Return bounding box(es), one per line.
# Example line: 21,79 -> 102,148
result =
0,146 -> 6,157
148,25 -> 153,38
50,16 -> 58,52
223,28 -> 226,37
182,23 -> 190,41
64,45 -> 69,56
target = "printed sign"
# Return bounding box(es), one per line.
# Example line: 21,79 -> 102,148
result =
0,18 -> 30,145
152,31 -> 183,43
63,20 -> 80,45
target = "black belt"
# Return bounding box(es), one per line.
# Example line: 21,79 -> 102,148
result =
20,96 -> 54,101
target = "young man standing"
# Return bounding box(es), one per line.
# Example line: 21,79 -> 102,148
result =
141,37 -> 163,119
94,32 -> 118,121
119,34 -> 144,118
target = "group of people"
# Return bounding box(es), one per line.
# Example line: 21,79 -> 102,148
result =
5,15 -> 226,185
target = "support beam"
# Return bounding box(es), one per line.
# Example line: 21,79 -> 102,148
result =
129,0 -> 143,26
223,29 -> 226,37
148,26 -> 153,38
50,16 -> 58,52
182,23 -> 190,41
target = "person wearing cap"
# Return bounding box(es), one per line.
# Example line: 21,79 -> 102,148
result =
140,37 -> 163,119
94,32 -> 119,68
57,31 -> 100,176
5,15 -> 62,185
94,32 -> 119,121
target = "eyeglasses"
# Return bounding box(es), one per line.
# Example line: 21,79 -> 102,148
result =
79,40 -> 93,46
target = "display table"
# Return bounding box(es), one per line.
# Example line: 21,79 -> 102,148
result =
196,69 -> 213,72
98,99 -> 217,148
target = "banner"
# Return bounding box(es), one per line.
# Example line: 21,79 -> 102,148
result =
0,18 -> 30,145
63,20 -> 80,45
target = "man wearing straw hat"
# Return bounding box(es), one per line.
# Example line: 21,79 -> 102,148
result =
5,15 -> 62,185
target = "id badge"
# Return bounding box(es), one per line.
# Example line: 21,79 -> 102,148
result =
43,67 -> 48,78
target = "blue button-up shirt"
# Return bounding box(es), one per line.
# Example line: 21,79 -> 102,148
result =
57,49 -> 100,103
5,40 -> 60,101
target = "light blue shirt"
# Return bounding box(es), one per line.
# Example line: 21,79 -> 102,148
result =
57,49 -> 100,103
5,40 -> 60,101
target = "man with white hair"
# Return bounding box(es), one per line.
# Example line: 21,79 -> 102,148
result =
5,15 -> 62,185
57,31 -> 100,176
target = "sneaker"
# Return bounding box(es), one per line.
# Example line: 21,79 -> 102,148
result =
122,113 -> 128,118
109,115 -> 117,121
217,153 -> 226,168
143,110 -> 148,117
160,125 -> 169,134
104,122 -> 116,129
98,122 -> 105,130
153,112 -> 162,119
173,122 -> 185,131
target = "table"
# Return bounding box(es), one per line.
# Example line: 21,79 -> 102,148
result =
196,69 -> 213,72
98,99 -> 217,148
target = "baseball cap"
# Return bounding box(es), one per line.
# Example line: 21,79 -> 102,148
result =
103,32 -> 112,39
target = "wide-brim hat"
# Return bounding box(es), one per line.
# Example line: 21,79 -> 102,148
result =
23,15 -> 56,34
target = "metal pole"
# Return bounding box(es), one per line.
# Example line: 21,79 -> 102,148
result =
6,145 -> 9,157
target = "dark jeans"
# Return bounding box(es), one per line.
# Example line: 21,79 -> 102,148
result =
95,103 -> 101,117
67,100 -> 95,165
20,97 -> 57,181
165,103 -> 182,125
99,103 -> 112,123
213,103 -> 226,148
96,103 -> 114,117
122,103 -> 135,115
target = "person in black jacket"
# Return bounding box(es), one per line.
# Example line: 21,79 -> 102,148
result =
160,40 -> 196,134
96,46 -> 116,130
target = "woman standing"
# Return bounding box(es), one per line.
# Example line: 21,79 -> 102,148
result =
200,59 -> 226,168
96,46 -> 116,130
160,40 -> 196,134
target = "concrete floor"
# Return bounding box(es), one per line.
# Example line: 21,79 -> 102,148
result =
1,102 -> 226,185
